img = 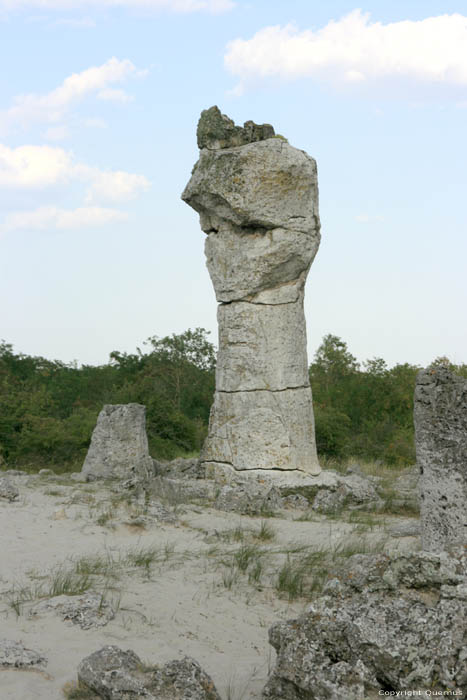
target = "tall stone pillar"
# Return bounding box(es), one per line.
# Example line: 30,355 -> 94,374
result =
414,367 -> 467,552
182,107 -> 321,475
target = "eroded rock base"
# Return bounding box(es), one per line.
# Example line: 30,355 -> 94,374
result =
202,387 -> 320,474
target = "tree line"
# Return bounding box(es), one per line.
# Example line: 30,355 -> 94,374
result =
0,329 -> 464,471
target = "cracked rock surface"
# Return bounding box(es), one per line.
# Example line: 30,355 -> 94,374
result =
77,645 -> 221,700
81,404 -> 154,482
263,549 -> 467,699
0,476 -> 19,501
0,639 -> 47,669
29,593 -> 115,630
414,367 -> 467,552
182,106 -> 321,474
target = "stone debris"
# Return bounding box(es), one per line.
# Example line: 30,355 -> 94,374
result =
215,483 -> 282,515
0,476 -> 19,501
146,475 -> 217,509
263,549 -> 467,699
81,404 -> 154,482
414,367 -> 467,552
204,462 -> 382,513
388,519 -> 420,538
182,106 -> 321,475
29,593 -> 115,630
0,639 -> 47,669
312,472 -> 383,514
77,645 -> 221,699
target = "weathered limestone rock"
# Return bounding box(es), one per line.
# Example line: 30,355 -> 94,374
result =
202,389 -> 318,472
0,475 -> 19,501
77,646 -> 221,700
204,462 -> 381,512
0,639 -> 47,669
182,106 -> 321,474
414,367 -> 467,552
29,593 -> 115,629
197,105 -> 274,150
153,457 -> 205,479
81,404 -> 154,481
215,482 -> 282,515
263,549 -> 467,699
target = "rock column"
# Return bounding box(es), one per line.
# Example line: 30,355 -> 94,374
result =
81,404 -> 153,481
414,367 -> 467,552
182,107 -> 321,474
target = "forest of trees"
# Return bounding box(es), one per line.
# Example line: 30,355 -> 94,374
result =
0,329 -> 465,472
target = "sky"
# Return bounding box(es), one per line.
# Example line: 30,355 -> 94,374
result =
1,0 -> 466,369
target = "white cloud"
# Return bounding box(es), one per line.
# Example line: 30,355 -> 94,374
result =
82,168 -> 151,203
0,143 -> 150,201
83,117 -> 107,128
225,11 -> 467,94
97,87 -> 133,102
0,57 -> 144,134
3,205 -> 127,231
43,124 -> 70,140
0,144 -> 73,187
0,0 -> 234,12
52,15 -> 95,26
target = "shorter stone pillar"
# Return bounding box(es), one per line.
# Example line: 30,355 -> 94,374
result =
414,367 -> 467,552
81,404 -> 153,481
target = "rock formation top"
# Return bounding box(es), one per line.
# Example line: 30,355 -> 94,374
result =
197,105 -> 275,150
183,107 -> 320,305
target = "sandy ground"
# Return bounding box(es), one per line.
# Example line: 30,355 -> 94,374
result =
0,471 -> 419,700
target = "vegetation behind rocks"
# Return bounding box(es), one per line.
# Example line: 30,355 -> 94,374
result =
0,329 -> 465,472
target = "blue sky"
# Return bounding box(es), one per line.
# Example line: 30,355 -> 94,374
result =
1,0 -> 466,368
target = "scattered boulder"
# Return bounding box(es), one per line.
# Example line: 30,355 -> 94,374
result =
311,485 -> 349,514
30,593 -> 115,630
0,476 -> 19,502
203,463 -> 382,514
81,404 -> 154,482
146,475 -> 217,508
0,639 -> 47,669
414,367 -> 467,552
215,483 -> 282,515
3,469 -> 26,477
77,645 -> 221,700
312,472 -> 382,514
183,107 -> 321,475
263,549 -> 467,699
